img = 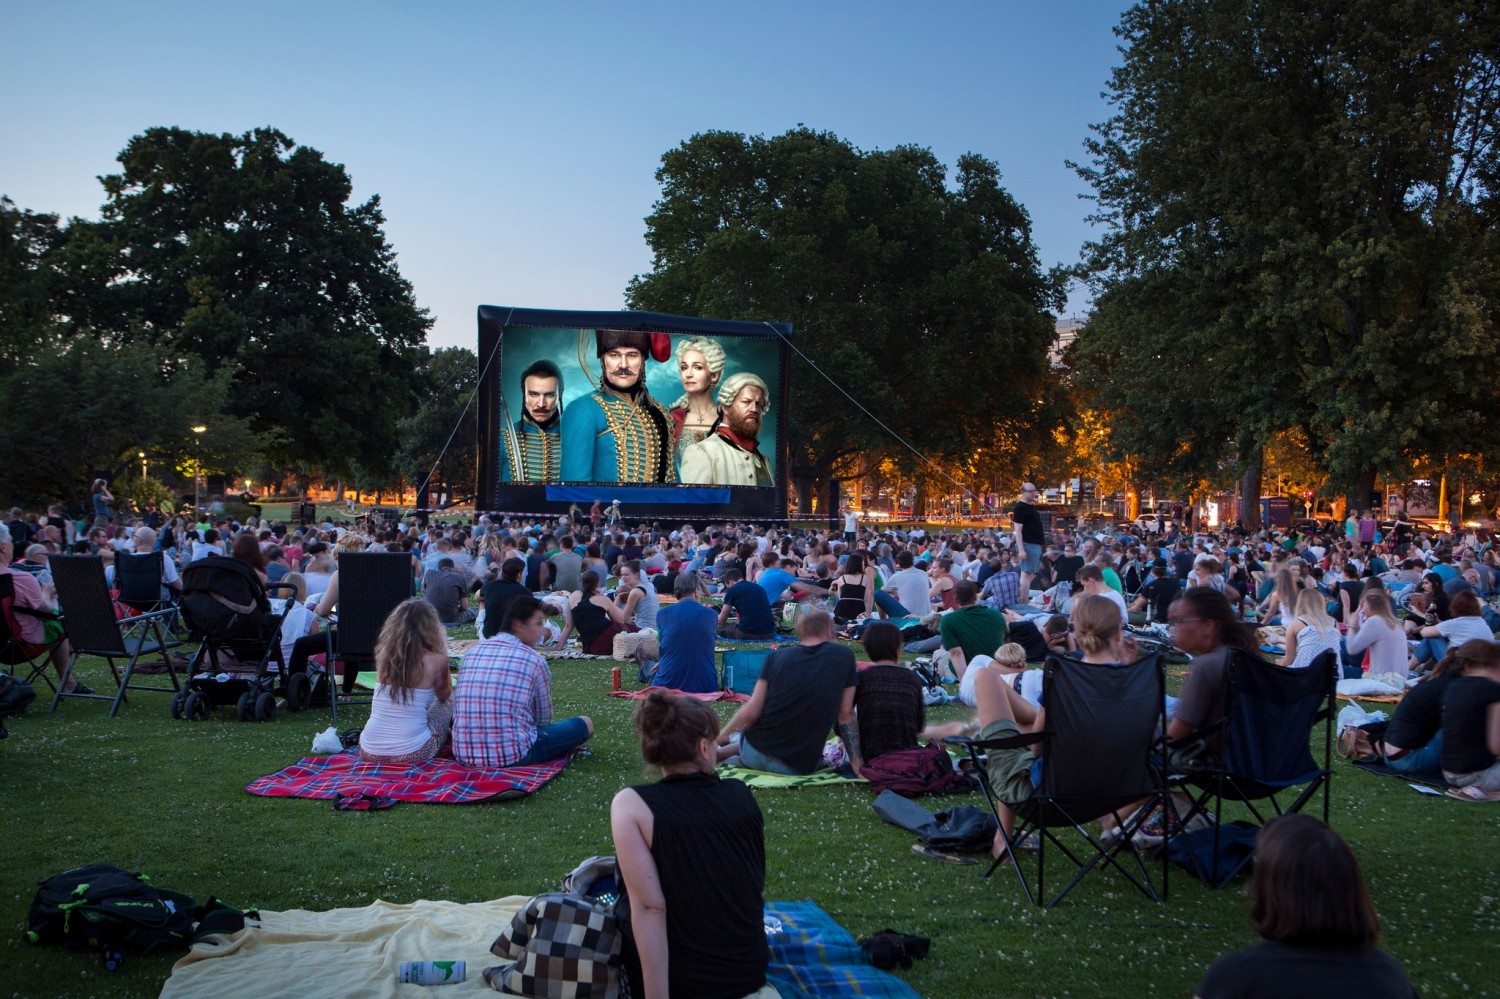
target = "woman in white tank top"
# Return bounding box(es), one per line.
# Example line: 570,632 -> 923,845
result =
359,600 -> 453,763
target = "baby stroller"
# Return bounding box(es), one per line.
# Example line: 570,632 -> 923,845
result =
171,557 -> 303,722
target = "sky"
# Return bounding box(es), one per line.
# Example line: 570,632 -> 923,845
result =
3,1 -> 1130,351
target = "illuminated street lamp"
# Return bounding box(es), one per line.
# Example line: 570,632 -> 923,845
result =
192,425 -> 207,514
138,450 -> 147,480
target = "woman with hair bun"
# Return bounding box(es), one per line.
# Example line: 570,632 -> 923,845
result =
1196,813 -> 1416,998
611,690 -> 771,999
668,336 -> 728,471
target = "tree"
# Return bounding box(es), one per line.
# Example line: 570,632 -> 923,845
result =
66,127 -> 432,479
0,197 -> 67,372
395,347 -> 479,501
1074,0 -> 1500,512
627,128 -> 1065,510
0,336 -> 265,509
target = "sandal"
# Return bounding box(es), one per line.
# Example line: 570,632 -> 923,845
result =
332,793 -> 396,811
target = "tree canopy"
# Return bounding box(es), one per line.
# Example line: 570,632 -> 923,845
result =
1073,0 -> 1500,515
66,126 -> 432,479
627,127 -> 1066,510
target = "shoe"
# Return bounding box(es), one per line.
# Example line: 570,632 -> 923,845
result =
66,684 -> 95,696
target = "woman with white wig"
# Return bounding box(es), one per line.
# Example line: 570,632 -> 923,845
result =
668,336 -> 728,473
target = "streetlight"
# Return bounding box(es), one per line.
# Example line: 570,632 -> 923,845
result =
192,425 -> 207,515
138,451 -> 147,481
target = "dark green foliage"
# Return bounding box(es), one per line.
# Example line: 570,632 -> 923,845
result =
1074,0 -> 1500,502
395,346 -> 480,496
627,128 -> 1066,504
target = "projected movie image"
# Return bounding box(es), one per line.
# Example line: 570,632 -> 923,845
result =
497,326 -> 782,487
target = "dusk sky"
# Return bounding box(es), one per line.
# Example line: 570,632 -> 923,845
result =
5,1 -> 1130,350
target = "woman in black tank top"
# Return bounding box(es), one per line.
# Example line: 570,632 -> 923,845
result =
612,691 -> 768,999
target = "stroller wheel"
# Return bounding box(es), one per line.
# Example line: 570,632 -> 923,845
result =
237,691 -> 255,722
254,691 -> 277,722
184,692 -> 211,721
170,690 -> 188,720
286,673 -> 311,713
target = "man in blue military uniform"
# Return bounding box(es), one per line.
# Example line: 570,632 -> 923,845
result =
500,359 -> 564,482
561,329 -> 674,484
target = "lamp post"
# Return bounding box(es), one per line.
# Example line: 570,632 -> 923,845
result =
191,425 -> 207,515
138,450 -> 147,481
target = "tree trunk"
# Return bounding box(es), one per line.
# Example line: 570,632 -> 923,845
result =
913,481 -> 928,521
1345,469 -> 1377,516
1240,444 -> 1264,531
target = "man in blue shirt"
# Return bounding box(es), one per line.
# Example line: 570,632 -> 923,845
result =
754,552 -> 826,606
653,572 -> 719,693
717,567 -> 777,640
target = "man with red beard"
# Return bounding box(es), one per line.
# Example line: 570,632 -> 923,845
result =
680,372 -> 773,487
500,359 -> 564,482
561,329 -> 674,483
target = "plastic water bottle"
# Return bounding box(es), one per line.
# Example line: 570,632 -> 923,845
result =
102,945 -> 125,971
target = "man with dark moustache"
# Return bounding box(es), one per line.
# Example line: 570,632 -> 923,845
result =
500,359 -> 564,482
679,372 -> 773,487
560,329 -> 674,483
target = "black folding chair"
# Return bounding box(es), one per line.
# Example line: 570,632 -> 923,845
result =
47,555 -> 183,716
949,651 -> 1169,908
1,573 -> 63,693
323,551 -> 413,722
1167,649 -> 1337,888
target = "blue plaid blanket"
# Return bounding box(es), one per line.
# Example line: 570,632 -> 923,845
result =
766,900 -> 920,999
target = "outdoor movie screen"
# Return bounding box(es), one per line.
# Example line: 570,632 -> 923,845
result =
476,307 -> 792,520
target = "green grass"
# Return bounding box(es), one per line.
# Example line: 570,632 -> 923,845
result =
1,640 -> 1495,998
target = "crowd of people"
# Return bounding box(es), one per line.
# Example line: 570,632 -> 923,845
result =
7,486 -> 1496,997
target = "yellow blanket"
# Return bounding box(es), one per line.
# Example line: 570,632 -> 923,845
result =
162,896 -> 530,998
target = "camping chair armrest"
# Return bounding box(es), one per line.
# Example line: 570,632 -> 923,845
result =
115,608 -> 176,627
12,605 -> 61,622
266,583 -> 299,597
944,731 -> 1045,752
1165,717 -> 1226,754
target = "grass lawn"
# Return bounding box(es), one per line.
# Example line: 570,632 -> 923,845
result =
1,635 -> 1495,998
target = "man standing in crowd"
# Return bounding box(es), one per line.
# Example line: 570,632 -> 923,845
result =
1011,482 -> 1045,596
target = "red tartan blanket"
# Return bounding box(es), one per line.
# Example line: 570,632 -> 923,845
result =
245,749 -> 570,803
608,687 -> 752,702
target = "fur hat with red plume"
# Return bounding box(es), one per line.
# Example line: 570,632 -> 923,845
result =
595,328 -> 672,363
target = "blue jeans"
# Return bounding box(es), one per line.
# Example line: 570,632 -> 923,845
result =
1386,734 -> 1443,776
517,717 -> 591,765
874,590 -> 909,618
735,735 -> 802,776
1412,637 -> 1448,666
904,635 -> 943,654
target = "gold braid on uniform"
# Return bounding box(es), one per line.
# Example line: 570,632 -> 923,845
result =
597,392 -> 673,483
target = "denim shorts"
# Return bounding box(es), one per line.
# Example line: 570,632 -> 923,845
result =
738,736 -> 802,776
1019,543 -> 1042,574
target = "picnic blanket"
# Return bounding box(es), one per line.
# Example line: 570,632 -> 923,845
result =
161,896 -> 918,999
539,647 -> 614,661
610,687 -> 752,702
719,765 -> 867,788
1349,758 -> 1447,790
246,748 -> 570,804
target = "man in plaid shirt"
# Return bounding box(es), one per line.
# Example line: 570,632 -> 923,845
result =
452,595 -> 593,768
980,556 -> 1026,612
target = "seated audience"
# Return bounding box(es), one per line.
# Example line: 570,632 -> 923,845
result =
716,610 -> 860,775
939,580 -> 1008,680
423,557 -> 476,627
545,535 -> 584,592
1440,638 -> 1500,792
853,621 -> 926,758
452,595 -> 592,767
1130,559 -> 1180,624
1006,613 -> 1070,663
1279,588 -> 1341,670
1167,588 -> 1266,754
612,691 -> 769,999
1343,589 -> 1408,678
882,550 -> 932,618
1195,814 -> 1417,999
653,572 -> 718,693
716,567 -> 777,641
479,557 -> 531,640
1409,589 -> 1491,671
616,559 -> 659,631
359,600 -> 453,763
557,570 -> 628,655
1377,638 -> 1480,776
0,524 -> 88,694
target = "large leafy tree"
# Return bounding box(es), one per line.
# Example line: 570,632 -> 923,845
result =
1074,0 -> 1500,518
0,197 -> 68,371
627,128 -> 1065,511
66,127 -> 431,480
395,346 -> 480,501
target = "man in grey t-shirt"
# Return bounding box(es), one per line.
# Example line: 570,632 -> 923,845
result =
546,534 -> 584,592
423,558 -> 476,626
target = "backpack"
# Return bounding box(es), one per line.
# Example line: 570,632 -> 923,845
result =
861,744 -> 971,797
27,864 -> 248,957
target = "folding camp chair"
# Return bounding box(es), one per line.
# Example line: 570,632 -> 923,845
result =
323,551 -> 413,722
948,651 -> 1169,908
47,554 -> 183,717
1,573 -> 63,693
1167,649 -> 1336,888
113,550 -> 186,642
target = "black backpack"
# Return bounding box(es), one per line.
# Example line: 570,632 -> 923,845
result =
27,864 -> 249,957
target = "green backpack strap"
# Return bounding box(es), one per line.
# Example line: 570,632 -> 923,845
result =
192,896 -> 256,941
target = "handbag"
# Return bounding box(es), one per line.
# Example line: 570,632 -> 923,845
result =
1337,720 -> 1387,763
483,892 -> 622,998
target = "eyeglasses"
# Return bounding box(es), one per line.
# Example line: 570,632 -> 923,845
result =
1167,617 -> 1204,628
